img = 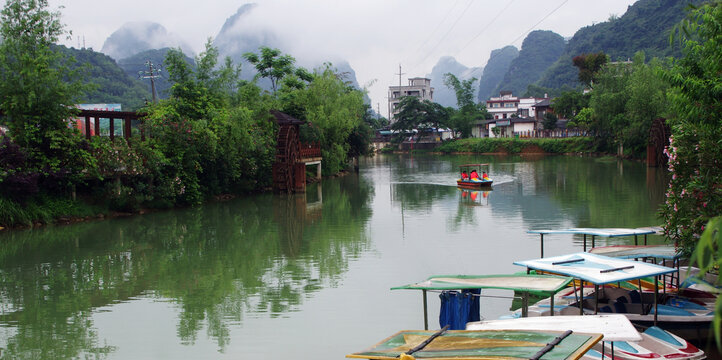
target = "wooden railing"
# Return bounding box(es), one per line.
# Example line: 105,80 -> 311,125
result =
300,142 -> 321,159
74,109 -> 147,140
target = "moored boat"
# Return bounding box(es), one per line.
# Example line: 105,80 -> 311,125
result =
513,252 -> 714,341
346,328 -> 603,360
467,315 -> 705,360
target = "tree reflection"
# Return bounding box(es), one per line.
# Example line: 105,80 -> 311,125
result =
0,175 -> 373,356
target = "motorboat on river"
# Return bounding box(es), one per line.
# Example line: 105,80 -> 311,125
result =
456,163 -> 492,189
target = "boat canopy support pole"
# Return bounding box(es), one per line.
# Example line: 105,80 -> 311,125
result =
654,277 -> 659,326
592,235 -> 596,249
422,290 -> 428,330
583,234 -> 587,252
522,292 -> 529,318
635,235 -> 638,246
579,280 -> 585,315
594,284 -> 599,314
540,234 -> 544,258
550,292 -> 554,316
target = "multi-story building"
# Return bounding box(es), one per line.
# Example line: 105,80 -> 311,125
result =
388,77 -> 434,123
479,91 -> 552,138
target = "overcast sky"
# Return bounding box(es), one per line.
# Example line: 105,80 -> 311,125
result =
49,0 -> 636,117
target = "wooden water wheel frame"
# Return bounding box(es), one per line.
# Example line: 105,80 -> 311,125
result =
276,124 -> 300,193
648,118 -> 670,168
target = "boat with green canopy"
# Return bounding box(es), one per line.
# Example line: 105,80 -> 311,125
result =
391,274 -> 574,330
346,328 -> 602,360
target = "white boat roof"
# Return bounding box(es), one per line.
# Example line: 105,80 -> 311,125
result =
391,274 -> 573,294
514,252 -> 677,285
466,315 -> 642,342
527,228 -> 656,237
589,245 -> 681,260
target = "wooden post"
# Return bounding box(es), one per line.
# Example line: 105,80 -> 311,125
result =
109,118 -> 115,140
94,117 -> 100,138
84,116 -> 91,139
124,115 -> 132,139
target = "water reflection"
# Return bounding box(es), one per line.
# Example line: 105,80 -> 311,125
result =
0,175 -> 373,357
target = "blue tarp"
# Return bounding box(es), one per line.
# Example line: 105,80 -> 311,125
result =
439,289 -> 480,330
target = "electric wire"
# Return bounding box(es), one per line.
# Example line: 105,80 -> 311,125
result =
509,0 -> 569,46
407,0 -> 476,75
457,0 -> 517,55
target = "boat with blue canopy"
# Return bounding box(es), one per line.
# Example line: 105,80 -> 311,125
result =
527,227 -> 659,257
513,252 -> 713,341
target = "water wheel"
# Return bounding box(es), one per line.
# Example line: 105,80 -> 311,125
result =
274,124 -> 300,193
647,118 -> 670,167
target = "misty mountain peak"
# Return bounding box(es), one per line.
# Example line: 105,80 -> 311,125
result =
101,21 -> 194,60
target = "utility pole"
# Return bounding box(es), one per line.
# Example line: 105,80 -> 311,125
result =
139,61 -> 162,103
396,64 -> 405,91
393,64 -> 405,123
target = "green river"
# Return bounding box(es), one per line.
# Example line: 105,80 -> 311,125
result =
0,154 -> 673,359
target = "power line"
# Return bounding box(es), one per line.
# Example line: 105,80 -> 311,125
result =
509,0 -> 569,46
407,0 -> 476,75
457,0 -> 517,55
401,0 -> 463,67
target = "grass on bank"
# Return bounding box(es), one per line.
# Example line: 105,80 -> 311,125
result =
382,137 -> 598,154
0,195 -> 106,228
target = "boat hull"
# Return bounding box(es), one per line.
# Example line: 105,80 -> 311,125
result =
457,179 -> 493,189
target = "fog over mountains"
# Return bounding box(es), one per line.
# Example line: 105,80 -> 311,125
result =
101,22 -> 194,61
426,56 -> 482,108
95,0 -> 697,112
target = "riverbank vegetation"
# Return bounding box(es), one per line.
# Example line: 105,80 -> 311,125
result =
433,137 -> 596,155
0,0 -> 371,228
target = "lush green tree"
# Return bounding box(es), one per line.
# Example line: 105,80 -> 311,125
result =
443,73 -> 489,137
551,90 -> 590,119
243,47 -> 297,94
293,66 -> 365,175
0,0 -> 95,195
542,112 -> 558,130
572,52 -> 608,88
660,1 -> 722,257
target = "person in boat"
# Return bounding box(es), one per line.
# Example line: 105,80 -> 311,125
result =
482,171 -> 489,180
461,171 -> 469,180
470,169 -> 479,179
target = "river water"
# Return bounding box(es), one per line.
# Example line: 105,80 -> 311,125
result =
0,154 -> 679,359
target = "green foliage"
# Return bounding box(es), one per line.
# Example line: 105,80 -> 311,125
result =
552,90 -> 590,119
542,112 -> 558,130
118,47 -> 195,101
494,30 -> 566,96
572,52 -> 608,87
291,66 -> 365,175
537,0 -> 705,90
562,52 -> 670,158
444,73 -> 489,137
691,217 -> 722,348
660,1 -> 722,258
477,46 -> 519,101
55,45 -> 151,110
243,47 -> 297,93
434,137 -> 597,154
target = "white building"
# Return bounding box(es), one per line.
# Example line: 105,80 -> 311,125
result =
388,77 -> 434,123
480,91 -> 552,137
